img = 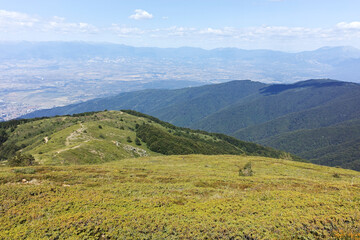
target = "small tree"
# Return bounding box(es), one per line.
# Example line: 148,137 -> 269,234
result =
135,138 -> 141,146
127,136 -> 132,143
239,161 -> 254,176
8,153 -> 36,167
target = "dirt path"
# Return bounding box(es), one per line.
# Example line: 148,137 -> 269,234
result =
56,144 -> 82,155
56,123 -> 91,155
65,123 -> 86,146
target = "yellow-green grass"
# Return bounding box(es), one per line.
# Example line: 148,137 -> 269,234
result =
3,111 -> 162,165
7,110 -> 270,166
1,155 -> 360,239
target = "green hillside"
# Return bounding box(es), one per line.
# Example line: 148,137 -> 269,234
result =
258,119 -> 360,170
193,80 -> 360,134
192,80 -> 360,170
234,96 -> 360,142
1,155 -> 360,239
22,80 -> 267,127
2,105 -> 360,239
0,110 -> 295,165
21,79 -> 360,170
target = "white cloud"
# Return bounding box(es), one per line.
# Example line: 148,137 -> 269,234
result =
44,16 -> 98,34
200,28 -> 224,35
110,24 -> 144,37
0,9 -> 39,29
164,26 -> 197,36
1,8 -> 360,50
336,21 -> 360,29
0,9 -> 98,34
107,23 -> 360,48
129,9 -> 153,20
199,27 -> 236,36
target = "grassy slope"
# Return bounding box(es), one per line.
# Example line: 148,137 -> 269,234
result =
1,111 -> 160,165
1,155 -> 360,239
1,110 -> 295,165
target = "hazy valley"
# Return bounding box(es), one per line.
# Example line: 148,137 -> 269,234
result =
2,42 -> 360,120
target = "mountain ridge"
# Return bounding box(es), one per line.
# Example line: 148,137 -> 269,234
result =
20,79 -> 360,170
2,41 -> 359,60
1,110 -> 297,165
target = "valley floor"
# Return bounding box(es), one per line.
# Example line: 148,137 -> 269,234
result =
1,155 -> 360,239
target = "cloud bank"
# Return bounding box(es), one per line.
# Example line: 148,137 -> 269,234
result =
1,9 -> 360,51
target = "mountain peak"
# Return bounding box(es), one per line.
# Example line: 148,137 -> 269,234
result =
260,79 -> 355,95
316,46 -> 360,52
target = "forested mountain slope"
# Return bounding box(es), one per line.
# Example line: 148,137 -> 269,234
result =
23,80 -> 267,126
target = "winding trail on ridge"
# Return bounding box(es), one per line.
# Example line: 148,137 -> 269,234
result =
56,123 -> 91,155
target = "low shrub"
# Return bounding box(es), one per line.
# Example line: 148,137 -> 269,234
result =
239,161 -> 254,176
8,153 -> 37,167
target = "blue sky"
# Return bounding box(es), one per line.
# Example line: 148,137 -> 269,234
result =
1,0 -> 360,51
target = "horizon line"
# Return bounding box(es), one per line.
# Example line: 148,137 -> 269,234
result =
0,40 -> 358,54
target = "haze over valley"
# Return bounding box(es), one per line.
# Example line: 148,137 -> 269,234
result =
2,42 -> 360,120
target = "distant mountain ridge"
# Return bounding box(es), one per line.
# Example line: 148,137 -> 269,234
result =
1,41 -> 360,83
23,80 -> 267,123
2,42 -> 360,61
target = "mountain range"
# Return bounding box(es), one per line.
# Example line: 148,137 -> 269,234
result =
2,42 -> 360,83
2,42 -> 360,64
22,79 -> 360,170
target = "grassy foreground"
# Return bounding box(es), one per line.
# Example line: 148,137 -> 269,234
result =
1,155 -> 360,239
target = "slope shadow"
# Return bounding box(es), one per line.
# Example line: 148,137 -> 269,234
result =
260,80 -> 348,95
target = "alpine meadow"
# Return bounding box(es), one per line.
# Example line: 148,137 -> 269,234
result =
2,0 -> 360,239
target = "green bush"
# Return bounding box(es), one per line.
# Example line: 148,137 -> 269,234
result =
333,173 -> 341,178
239,162 -> 254,176
136,124 -> 239,155
8,153 -> 37,167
